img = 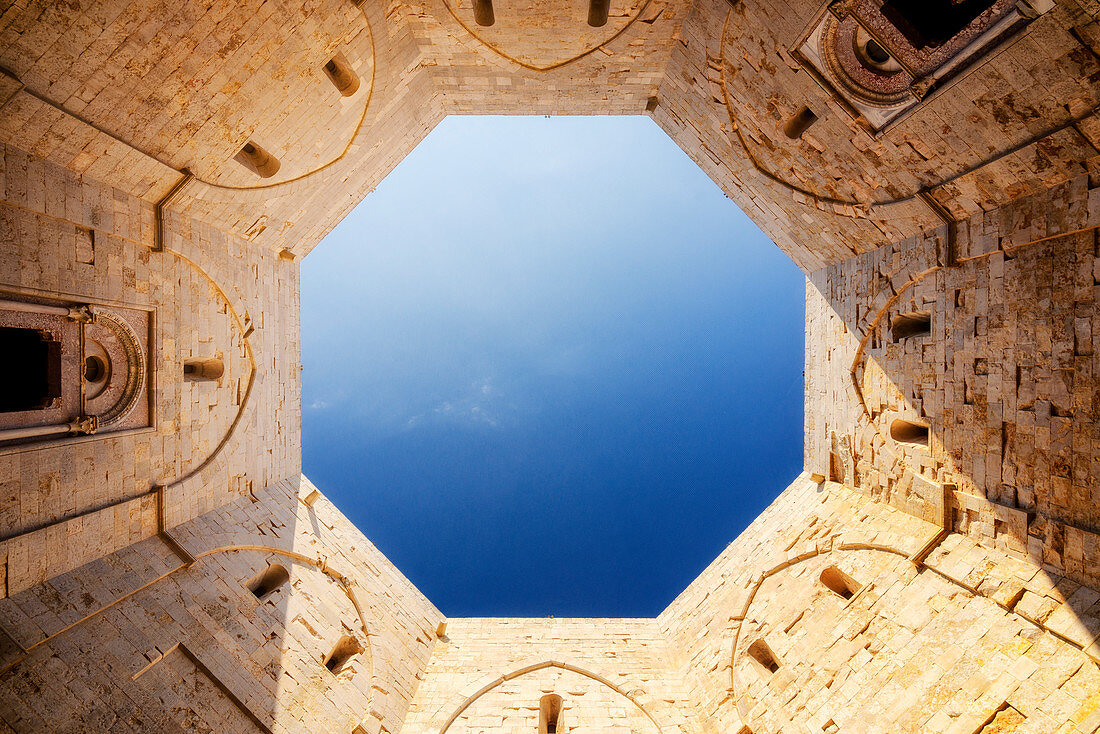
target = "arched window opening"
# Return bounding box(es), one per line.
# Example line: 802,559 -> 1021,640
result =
322,54 -> 360,97
474,0 -> 494,26
890,418 -> 929,447
324,635 -> 362,675
882,0 -> 998,49
783,106 -> 818,139
820,566 -> 861,600
184,357 -> 224,382
588,0 -> 610,27
234,141 -> 281,178
539,694 -> 563,734
0,327 -> 61,413
246,564 -> 289,601
891,311 -> 931,341
747,639 -> 779,674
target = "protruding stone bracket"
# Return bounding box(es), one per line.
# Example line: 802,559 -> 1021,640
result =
64,305 -> 96,323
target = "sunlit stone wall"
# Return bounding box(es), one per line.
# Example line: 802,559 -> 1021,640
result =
0,0 -> 1098,731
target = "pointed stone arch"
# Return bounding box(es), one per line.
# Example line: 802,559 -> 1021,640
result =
436,659 -> 665,733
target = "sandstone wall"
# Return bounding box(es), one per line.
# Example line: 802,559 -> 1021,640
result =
6,0 -> 1096,271
402,617 -> 702,733
1,0 -> 1100,732
0,476 -> 443,734
653,0 -> 1100,271
660,474 -> 1100,733
805,173 -> 1100,619
0,141 -> 301,601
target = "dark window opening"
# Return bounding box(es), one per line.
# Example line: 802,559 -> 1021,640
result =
784,106 -> 818,139
588,0 -> 610,27
891,311 -> 931,341
747,639 -> 779,673
890,418 -> 929,446
820,566 -> 861,600
324,635 -> 362,675
474,0 -> 494,26
539,694 -> 563,734
864,39 -> 890,64
247,563 -> 290,601
0,327 -> 62,413
881,0 -> 998,49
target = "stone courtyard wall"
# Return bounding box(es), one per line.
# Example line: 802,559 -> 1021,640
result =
0,476 -> 443,734
0,0 -> 1098,731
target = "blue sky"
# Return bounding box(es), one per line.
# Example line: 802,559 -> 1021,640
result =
301,115 -> 804,617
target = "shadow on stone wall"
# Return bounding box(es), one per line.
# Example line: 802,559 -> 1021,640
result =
806,184 -> 1100,679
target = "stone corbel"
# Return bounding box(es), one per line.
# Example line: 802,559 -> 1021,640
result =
65,304 -> 96,323
827,0 -> 858,20
908,77 -> 936,101
67,415 -> 98,435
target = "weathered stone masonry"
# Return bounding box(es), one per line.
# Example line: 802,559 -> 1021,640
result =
0,0 -> 1099,731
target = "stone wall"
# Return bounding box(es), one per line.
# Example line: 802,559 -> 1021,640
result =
6,0 -> 1096,269
402,617 -> 700,733
0,141 -> 301,600
0,0 -> 1099,731
0,476 -> 443,734
805,174 -> 1100,595
653,0 -> 1100,271
660,474 -> 1100,733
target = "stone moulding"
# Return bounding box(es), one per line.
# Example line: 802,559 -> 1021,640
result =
434,659 -> 666,732
439,0 -> 656,71
93,308 -> 146,427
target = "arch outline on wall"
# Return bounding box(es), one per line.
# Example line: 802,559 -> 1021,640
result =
194,6 -> 377,192
435,659 -> 665,733
726,533 -> 1100,727
437,0 -> 655,72
92,308 -> 147,427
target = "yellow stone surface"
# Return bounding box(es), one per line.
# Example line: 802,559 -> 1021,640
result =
0,0 -> 1099,731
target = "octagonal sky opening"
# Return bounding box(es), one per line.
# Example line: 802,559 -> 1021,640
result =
301,115 -> 804,617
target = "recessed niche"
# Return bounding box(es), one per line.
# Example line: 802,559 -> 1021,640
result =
829,452 -> 844,483
783,106 -> 818,139
539,694 -> 563,734
890,418 -> 929,446
246,563 -> 289,601
820,566 -> 861,600
184,357 -> 224,382
747,639 -> 779,673
323,635 -> 362,675
474,0 -> 494,26
234,141 -> 281,178
891,311 -> 931,341
588,0 -> 610,27
322,54 -> 360,97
